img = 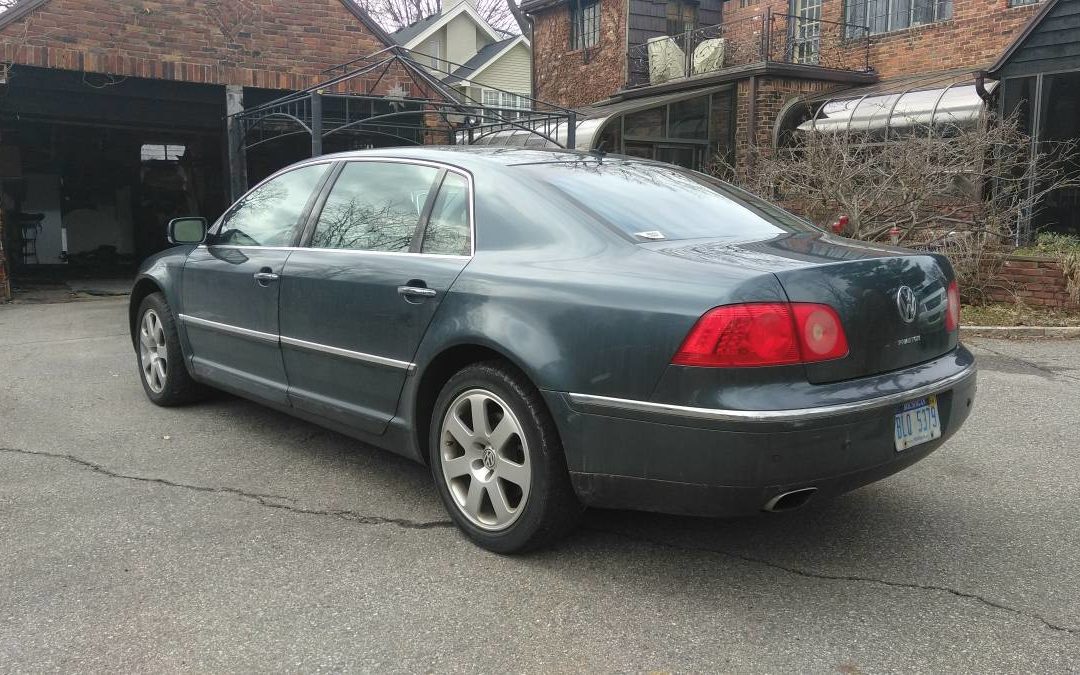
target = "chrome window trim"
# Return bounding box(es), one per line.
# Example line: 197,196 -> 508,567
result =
197,244 -> 470,261
301,156 -> 477,258
567,364 -> 976,423
279,335 -> 416,371
179,314 -> 278,345
177,314 -> 416,371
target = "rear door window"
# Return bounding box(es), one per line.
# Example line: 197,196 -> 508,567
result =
309,161 -> 440,253
521,160 -> 815,242
420,173 -> 471,256
215,163 -> 329,247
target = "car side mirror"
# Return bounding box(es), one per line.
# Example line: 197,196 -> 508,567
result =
168,217 -> 208,245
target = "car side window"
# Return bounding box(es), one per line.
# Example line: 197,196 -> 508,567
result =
214,163 -> 328,247
310,161 -> 439,252
420,173 -> 471,256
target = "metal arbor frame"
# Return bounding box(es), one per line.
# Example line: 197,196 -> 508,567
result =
226,46 -> 579,196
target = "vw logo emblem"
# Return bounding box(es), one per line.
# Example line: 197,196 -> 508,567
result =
483,448 -> 497,471
896,286 -> 918,324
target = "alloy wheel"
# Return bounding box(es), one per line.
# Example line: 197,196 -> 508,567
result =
139,309 -> 168,394
439,389 -> 532,531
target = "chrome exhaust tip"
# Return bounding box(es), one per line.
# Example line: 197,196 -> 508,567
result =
762,487 -> 818,513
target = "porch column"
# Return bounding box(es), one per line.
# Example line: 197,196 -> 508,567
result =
225,85 -> 248,203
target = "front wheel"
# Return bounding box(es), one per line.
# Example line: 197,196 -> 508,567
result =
429,362 -> 581,553
135,292 -> 206,406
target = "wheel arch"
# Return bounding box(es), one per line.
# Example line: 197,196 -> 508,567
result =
412,342 -> 545,467
129,277 -> 165,348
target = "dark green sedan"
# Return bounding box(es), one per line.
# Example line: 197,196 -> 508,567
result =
129,147 -> 976,553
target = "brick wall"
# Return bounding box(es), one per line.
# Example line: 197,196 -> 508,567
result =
0,0 -> 417,94
531,0 -> 628,108
988,257 -> 1080,309
720,0 -> 1039,80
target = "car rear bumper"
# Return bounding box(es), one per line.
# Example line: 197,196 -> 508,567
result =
543,355 -> 977,517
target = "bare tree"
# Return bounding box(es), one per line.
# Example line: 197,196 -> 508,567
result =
353,0 -> 524,35
722,113 -> 1080,304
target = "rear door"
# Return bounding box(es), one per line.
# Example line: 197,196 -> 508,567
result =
278,160 -> 473,435
180,162 -> 331,404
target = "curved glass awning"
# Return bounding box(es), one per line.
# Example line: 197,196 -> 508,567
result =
783,70 -> 997,139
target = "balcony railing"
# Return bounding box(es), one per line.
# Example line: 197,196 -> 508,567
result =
627,10 -> 870,88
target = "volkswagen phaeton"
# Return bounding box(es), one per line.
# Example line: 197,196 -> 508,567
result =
130,147 -> 976,552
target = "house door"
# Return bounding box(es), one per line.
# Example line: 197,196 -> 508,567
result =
791,0 -> 822,65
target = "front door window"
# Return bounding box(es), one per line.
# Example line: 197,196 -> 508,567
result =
215,164 -> 328,247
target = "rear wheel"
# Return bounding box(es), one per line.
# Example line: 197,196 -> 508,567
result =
135,292 -> 206,406
429,362 -> 581,553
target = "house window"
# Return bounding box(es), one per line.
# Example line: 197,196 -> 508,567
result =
844,0 -> 952,35
482,90 -> 529,119
431,42 -> 442,71
667,0 -> 699,35
1008,0 -> 1038,5
570,0 -> 601,50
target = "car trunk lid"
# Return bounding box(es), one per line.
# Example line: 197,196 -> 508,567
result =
649,232 -> 958,384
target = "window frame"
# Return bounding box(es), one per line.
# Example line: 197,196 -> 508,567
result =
298,157 -> 476,258
844,0 -> 953,36
209,160 -> 336,248
569,0 -> 601,50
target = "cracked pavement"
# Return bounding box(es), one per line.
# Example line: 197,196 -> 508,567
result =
1,299 -> 1079,671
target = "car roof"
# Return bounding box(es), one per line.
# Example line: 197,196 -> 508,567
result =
306,146 -> 609,170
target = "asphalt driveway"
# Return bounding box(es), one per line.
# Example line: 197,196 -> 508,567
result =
1,298 -> 1078,672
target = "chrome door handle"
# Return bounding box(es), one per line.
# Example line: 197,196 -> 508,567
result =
398,286 -> 437,298
253,272 -> 280,282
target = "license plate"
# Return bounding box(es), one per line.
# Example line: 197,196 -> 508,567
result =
894,395 -> 941,452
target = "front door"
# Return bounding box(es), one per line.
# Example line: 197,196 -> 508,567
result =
179,162 -> 331,405
279,162 -> 472,435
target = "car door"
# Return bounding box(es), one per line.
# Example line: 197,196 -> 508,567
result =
179,162 -> 332,405
278,160 -> 473,434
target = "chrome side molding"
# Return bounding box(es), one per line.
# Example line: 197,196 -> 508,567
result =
279,335 -> 415,371
178,314 -> 278,345
567,364 -> 976,423
178,314 -> 416,371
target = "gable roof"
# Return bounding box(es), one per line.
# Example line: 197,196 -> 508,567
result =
0,0 -> 396,46
443,35 -> 529,84
986,0 -> 1067,76
390,2 -> 505,48
390,12 -> 445,45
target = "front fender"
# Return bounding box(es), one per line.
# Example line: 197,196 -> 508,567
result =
128,246 -> 194,349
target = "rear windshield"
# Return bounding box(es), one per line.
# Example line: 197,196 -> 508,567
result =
520,160 -> 815,242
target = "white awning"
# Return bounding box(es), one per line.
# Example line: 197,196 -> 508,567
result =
797,80 -> 997,134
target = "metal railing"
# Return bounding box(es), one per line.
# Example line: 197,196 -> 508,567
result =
626,10 -> 870,88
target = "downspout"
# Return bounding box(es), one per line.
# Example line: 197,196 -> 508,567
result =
973,70 -> 993,103
746,74 -> 759,174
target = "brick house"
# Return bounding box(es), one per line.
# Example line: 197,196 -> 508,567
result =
521,0 -> 1044,175
0,0 -> 426,300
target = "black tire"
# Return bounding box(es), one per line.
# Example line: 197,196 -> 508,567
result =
134,292 -> 207,406
429,361 -> 582,553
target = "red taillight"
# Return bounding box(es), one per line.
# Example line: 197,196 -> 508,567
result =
793,304 -> 849,361
945,280 -> 960,332
672,302 -> 849,368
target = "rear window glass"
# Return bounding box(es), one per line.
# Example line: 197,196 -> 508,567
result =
520,160 -> 815,242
